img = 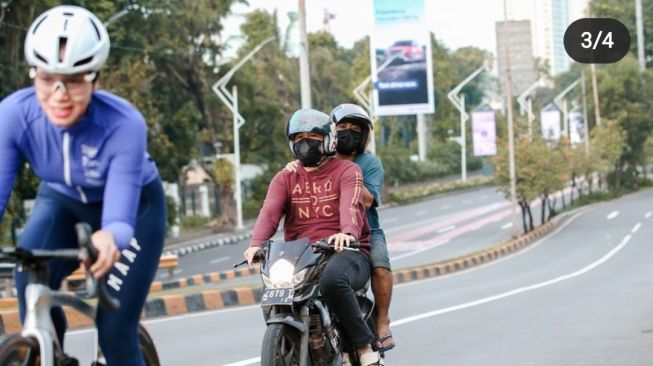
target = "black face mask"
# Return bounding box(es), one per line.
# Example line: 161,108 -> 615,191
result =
336,130 -> 363,155
293,139 -> 324,167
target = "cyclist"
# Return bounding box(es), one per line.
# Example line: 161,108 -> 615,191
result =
0,5 -> 166,366
287,104 -> 395,352
243,108 -> 384,365
329,103 -> 395,352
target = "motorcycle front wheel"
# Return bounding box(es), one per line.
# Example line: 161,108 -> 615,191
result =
260,323 -> 301,366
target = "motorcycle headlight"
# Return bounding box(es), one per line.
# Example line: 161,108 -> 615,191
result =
269,259 -> 295,287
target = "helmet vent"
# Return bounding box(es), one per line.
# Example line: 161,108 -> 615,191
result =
58,37 -> 67,62
31,16 -> 47,34
89,19 -> 101,40
33,51 -> 48,64
73,56 -> 93,67
63,12 -> 74,16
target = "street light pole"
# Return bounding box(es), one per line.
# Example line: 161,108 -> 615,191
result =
636,0 -> 646,72
517,78 -> 542,140
447,65 -> 487,182
553,78 -> 581,139
581,70 -> 590,157
504,48 -> 518,238
212,37 -> 275,230
298,0 -> 312,108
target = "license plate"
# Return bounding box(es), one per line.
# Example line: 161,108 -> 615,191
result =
261,288 -> 294,305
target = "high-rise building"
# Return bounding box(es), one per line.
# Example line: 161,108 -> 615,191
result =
496,20 -> 538,96
504,0 -> 577,75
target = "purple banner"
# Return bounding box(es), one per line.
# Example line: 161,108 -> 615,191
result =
471,110 -> 496,156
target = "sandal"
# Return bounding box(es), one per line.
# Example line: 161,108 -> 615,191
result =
375,331 -> 396,352
360,351 -> 385,366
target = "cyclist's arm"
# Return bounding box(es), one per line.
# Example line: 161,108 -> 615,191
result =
0,101 -> 23,223
338,164 -> 365,239
250,172 -> 288,247
101,113 -> 147,249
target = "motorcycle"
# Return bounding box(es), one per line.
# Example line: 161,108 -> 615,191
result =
241,238 -> 377,366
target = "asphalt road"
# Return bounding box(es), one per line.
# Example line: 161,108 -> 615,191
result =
65,186 -> 652,365
158,185 -> 575,281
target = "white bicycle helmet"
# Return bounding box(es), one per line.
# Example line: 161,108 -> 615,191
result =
25,5 -> 110,74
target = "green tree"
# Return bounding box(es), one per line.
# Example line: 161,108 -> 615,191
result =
591,0 -> 653,68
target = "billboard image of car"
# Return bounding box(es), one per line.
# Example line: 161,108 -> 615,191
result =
371,0 -> 434,116
385,40 -> 426,64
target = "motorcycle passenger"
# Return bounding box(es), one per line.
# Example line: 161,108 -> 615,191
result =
244,108 -> 384,365
0,6 -> 166,365
329,104 -> 395,352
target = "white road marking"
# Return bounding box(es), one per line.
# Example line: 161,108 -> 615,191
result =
632,222 -> 642,234
606,211 -> 619,220
210,257 -> 230,264
646,211 -> 652,219
501,222 -> 513,230
217,210 -> 591,366
416,210 -> 429,216
437,225 -> 456,234
223,357 -> 261,366
390,240 -> 450,261
462,200 -> 471,205
392,233 -> 632,327
396,209 -> 589,290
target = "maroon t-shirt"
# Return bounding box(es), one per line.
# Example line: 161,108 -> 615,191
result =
250,157 -> 371,254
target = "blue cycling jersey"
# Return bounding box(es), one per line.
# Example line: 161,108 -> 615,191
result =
0,87 -> 159,248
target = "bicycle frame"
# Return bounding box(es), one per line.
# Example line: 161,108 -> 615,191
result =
22,275 -> 98,366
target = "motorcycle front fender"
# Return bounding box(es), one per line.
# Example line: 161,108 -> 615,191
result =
266,313 -> 307,333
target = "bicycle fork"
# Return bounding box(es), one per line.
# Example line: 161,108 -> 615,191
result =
22,284 -> 59,366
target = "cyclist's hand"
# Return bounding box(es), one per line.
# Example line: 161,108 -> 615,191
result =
90,230 -> 121,279
283,160 -> 299,172
328,233 -> 356,253
243,246 -> 261,267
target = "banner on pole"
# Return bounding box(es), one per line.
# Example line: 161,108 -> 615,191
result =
540,104 -> 561,141
471,110 -> 496,156
569,107 -> 584,145
370,0 -> 434,116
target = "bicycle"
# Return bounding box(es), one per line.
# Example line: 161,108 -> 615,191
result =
0,223 -> 160,366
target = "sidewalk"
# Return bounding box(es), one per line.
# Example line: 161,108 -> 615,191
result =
162,220 -> 255,257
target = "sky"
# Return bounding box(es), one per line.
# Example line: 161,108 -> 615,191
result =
223,0 -> 590,54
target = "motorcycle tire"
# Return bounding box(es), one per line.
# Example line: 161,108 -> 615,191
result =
260,323 -> 301,366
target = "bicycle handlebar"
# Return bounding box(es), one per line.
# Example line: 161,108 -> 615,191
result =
75,223 -> 120,312
0,223 -> 121,312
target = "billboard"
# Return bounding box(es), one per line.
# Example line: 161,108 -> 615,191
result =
471,110 -> 496,156
540,104 -> 561,141
370,0 -> 435,116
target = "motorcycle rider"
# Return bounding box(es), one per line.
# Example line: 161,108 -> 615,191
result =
329,104 -> 395,352
286,104 -> 395,352
244,108 -> 384,365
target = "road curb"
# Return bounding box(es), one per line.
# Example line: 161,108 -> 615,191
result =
0,216 -> 564,334
162,233 -> 252,257
149,266 -> 261,293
